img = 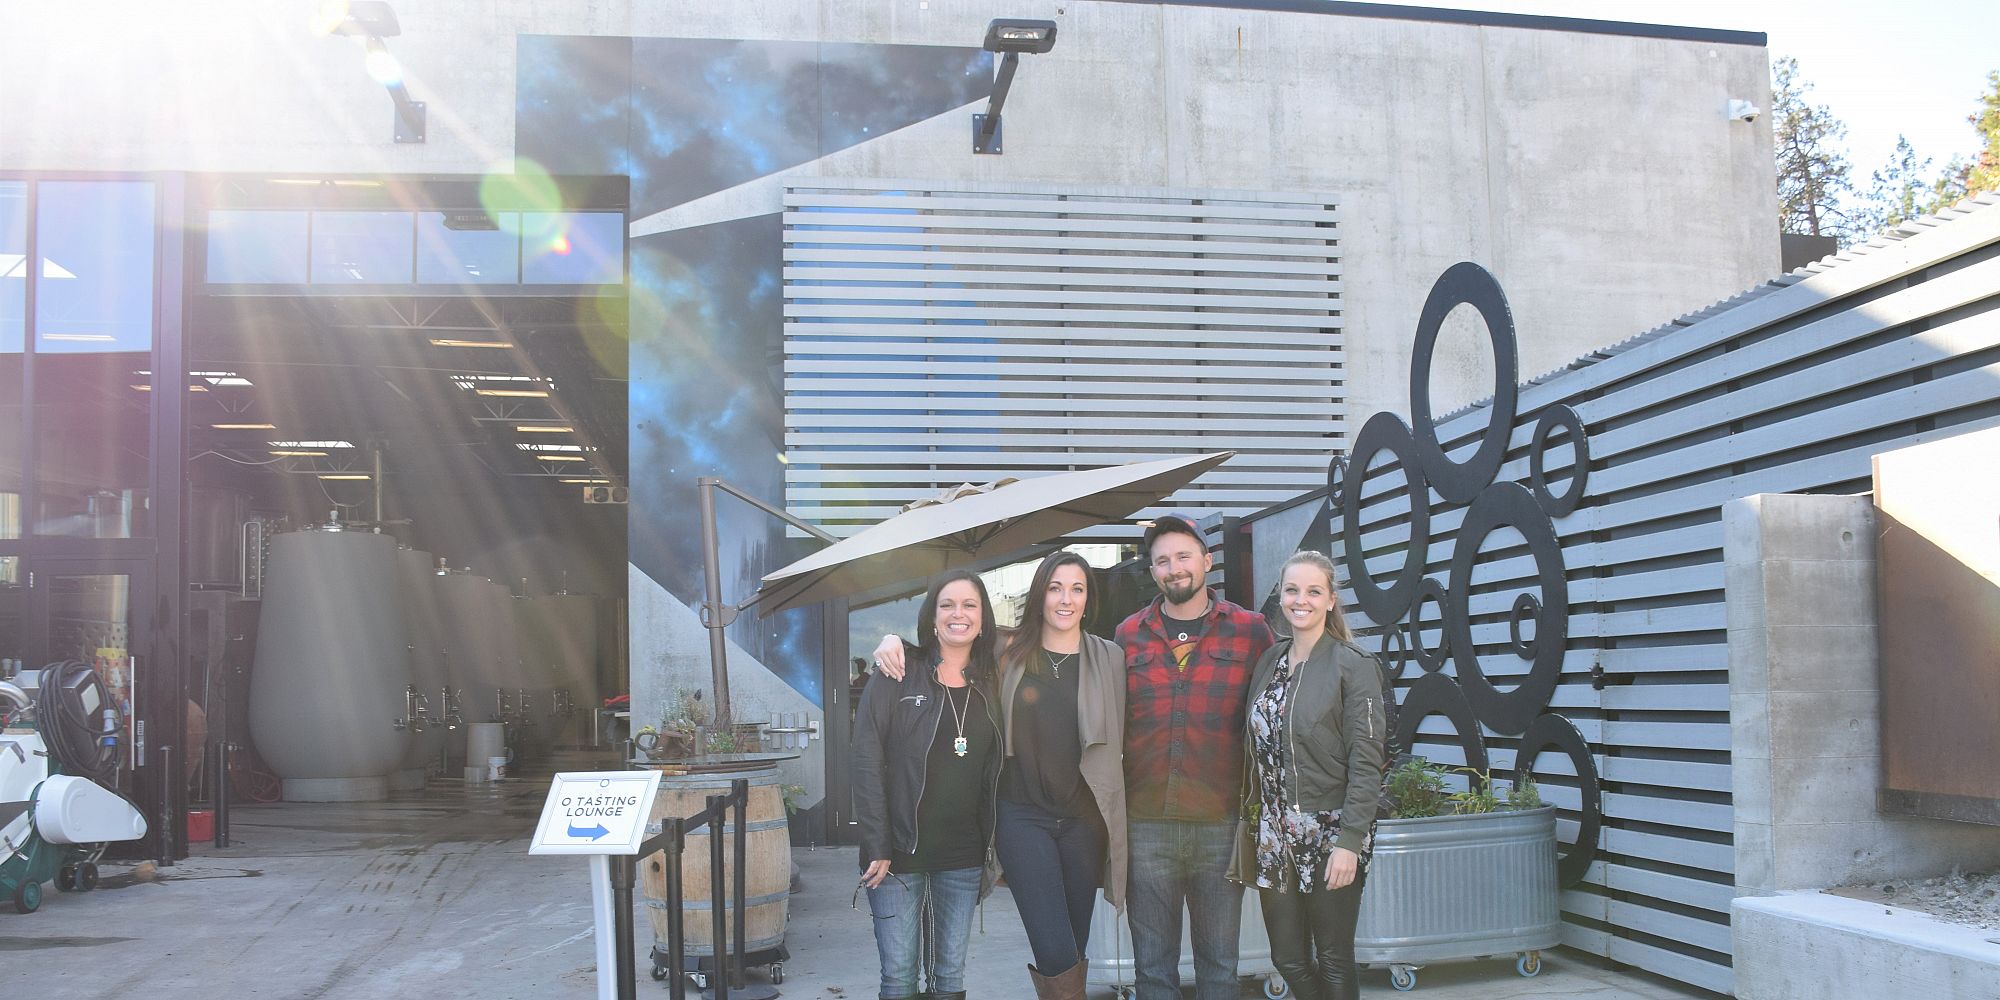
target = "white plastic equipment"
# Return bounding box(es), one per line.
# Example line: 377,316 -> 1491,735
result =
33,774 -> 147,845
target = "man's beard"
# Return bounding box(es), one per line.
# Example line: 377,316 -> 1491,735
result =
1161,577 -> 1202,605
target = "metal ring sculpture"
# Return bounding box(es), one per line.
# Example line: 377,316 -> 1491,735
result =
1408,262 -> 1520,505
1341,411 -> 1431,624
1529,404 -> 1590,517
1345,262 -> 1601,888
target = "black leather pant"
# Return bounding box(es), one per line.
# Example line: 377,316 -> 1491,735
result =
1258,869 -> 1367,1000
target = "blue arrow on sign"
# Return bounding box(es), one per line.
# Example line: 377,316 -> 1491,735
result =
568,822 -> 610,841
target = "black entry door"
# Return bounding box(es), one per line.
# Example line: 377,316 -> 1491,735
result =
23,556 -> 167,856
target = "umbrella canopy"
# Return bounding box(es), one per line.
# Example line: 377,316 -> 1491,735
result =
755,452 -> 1233,614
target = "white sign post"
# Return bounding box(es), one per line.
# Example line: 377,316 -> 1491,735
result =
530,770 -> 664,1000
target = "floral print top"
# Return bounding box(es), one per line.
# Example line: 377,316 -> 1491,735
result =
1249,652 -> 1372,892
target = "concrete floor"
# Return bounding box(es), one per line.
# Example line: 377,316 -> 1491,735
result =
15,752 -> 1709,999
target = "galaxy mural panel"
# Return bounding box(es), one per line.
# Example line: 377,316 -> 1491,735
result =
517,35 -> 991,701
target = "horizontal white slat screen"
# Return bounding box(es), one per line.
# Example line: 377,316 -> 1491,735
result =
1331,195 -> 2000,994
782,180 -> 1343,536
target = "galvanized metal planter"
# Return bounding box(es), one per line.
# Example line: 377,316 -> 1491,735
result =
1355,805 -> 1561,991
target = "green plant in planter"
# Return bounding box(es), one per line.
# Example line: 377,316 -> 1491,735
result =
1507,772 -> 1543,810
1386,758 -> 1452,819
780,783 -> 807,815
1452,768 -> 1504,814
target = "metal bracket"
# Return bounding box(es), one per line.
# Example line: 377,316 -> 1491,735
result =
972,113 -> 1003,154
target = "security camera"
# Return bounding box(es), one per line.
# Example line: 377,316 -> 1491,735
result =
1727,99 -> 1761,123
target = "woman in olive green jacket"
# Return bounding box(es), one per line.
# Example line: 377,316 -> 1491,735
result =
1227,550 -> 1386,1000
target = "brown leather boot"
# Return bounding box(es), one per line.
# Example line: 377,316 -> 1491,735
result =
1027,961 -> 1086,1000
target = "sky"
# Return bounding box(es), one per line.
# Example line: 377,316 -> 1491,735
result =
1374,0 -> 1999,181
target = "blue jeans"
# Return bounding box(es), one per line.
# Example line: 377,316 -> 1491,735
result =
995,797 -> 1104,975
865,866 -> 982,999
1127,818 -> 1243,1000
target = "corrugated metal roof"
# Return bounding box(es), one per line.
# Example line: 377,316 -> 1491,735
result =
1433,192 -> 2000,426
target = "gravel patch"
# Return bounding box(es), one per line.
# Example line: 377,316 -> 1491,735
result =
1828,868 -> 2000,929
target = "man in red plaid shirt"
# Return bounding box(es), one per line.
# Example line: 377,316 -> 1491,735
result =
1118,512 -> 1274,1000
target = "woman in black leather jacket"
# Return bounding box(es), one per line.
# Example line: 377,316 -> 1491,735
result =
1229,551 -> 1387,1000
851,569 -> 1005,1000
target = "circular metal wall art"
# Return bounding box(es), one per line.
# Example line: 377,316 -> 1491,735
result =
1408,262 -> 1521,505
1446,482 -> 1568,736
1514,712 -> 1601,888
1508,592 -> 1541,658
1395,671 -> 1489,777
1378,623 -> 1411,678
1529,404 -> 1590,517
1411,578 -> 1451,673
1341,412 -> 1432,625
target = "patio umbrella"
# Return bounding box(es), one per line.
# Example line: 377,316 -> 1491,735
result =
754,452 -> 1234,614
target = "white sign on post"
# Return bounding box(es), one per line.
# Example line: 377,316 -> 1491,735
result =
529,770 -> 663,856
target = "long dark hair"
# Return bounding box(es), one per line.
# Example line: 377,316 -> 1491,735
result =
1003,550 -> 1095,679
915,569 -> 999,687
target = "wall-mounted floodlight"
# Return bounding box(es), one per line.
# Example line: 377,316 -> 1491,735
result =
317,1 -> 425,143
974,18 -> 1059,154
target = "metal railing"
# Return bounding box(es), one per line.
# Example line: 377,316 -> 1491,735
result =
608,776 -> 751,1000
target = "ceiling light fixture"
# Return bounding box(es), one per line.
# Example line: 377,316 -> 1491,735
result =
516,425 -> 573,433
477,388 -> 550,398
537,455 -> 587,462
317,474 -> 372,481
271,450 -> 330,457
43,333 -> 116,342
430,339 -> 512,349
213,422 -> 278,430
560,479 -> 613,484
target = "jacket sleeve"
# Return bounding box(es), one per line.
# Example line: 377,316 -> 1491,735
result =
851,673 -> 893,865
1335,647 -> 1388,855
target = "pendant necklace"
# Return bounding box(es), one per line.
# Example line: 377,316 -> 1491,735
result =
944,684 -> 970,757
1045,649 -> 1076,679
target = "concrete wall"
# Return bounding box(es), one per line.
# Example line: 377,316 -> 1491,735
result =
1725,492 -> 2000,895
0,0 -> 1779,424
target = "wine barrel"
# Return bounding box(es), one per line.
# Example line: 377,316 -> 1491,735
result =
638,764 -> 791,957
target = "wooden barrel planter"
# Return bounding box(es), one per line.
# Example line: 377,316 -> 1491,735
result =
637,763 -> 791,957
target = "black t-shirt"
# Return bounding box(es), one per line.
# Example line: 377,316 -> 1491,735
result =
1163,612 -> 1207,671
893,684 -> 998,874
1001,649 -> 1097,819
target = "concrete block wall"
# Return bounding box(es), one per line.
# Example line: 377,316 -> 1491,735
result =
1725,492 -> 2000,895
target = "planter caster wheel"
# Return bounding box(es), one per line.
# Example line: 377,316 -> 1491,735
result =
79,863 -> 99,891
1262,973 -> 1290,998
14,880 -> 41,914
649,966 -> 666,982
769,962 -> 784,984
1517,951 -> 1542,978
56,864 -> 77,892
1389,965 -> 1417,992
1113,989 -> 1135,1000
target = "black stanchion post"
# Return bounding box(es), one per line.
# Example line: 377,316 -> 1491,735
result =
708,794 -> 729,1000
214,740 -> 231,848
613,853 -> 638,1000
665,817 -> 685,1000
731,778 -> 748,988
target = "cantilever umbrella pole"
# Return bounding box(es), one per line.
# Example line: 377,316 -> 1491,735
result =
698,477 -> 839,731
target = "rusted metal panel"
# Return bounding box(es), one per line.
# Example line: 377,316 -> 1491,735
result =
1874,426 -> 2000,825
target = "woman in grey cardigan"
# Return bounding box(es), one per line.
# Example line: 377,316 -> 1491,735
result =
1228,551 -> 1387,1000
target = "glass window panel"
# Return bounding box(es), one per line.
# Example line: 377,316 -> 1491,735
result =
311,210 -> 414,284
416,211 -> 519,284
1,183 -> 21,536
35,180 -> 156,354
2,181 -> 24,353
0,557 -> 22,679
208,210 -> 309,283
522,212 -> 624,285
0,353 -> 18,539
32,355 -> 151,539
